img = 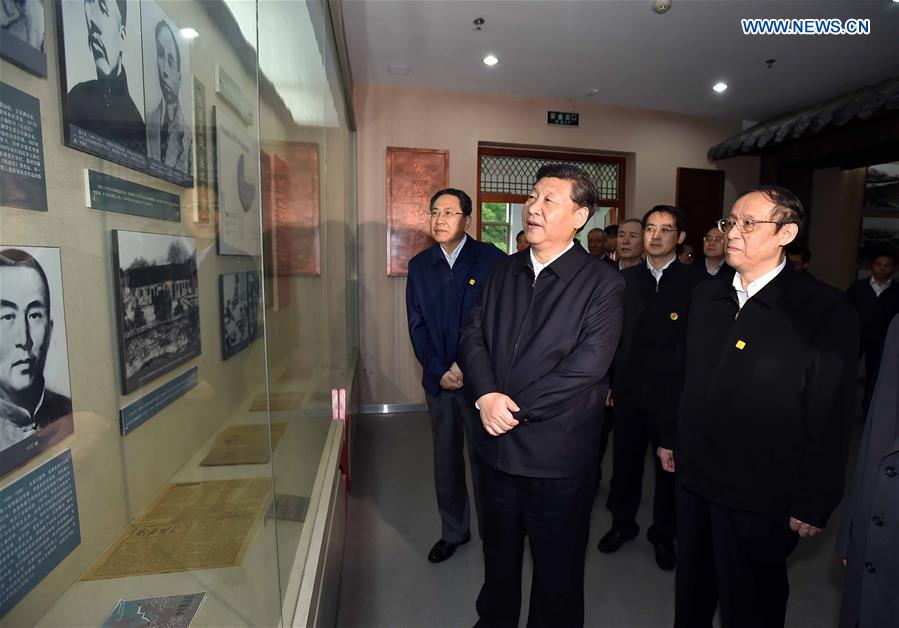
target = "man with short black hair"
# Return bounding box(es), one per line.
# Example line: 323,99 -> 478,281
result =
604,224 -> 618,260
460,164 -> 624,627
406,188 -> 505,563
598,205 -> 703,571
0,249 -> 72,449
147,19 -> 192,172
515,230 -> 527,253
701,225 -> 734,280
663,186 -> 858,628
67,0 -> 146,155
847,250 -> 899,414
786,245 -> 811,273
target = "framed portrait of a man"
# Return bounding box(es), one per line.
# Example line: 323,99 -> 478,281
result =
141,0 -> 193,187
214,107 -> 260,257
57,0 -> 147,171
0,246 -> 74,477
0,0 -> 47,76
219,270 -> 260,360
111,230 -> 201,394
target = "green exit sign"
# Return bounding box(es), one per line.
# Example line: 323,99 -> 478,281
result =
547,111 -> 579,127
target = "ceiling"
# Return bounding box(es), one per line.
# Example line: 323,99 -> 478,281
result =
344,0 -> 899,123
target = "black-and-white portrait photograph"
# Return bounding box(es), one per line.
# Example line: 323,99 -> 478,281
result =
219,270 -> 261,360
58,0 -> 147,170
112,230 -> 200,394
0,246 -> 73,477
0,0 -> 46,75
141,0 -> 193,187
865,162 -> 899,212
215,107 -> 261,257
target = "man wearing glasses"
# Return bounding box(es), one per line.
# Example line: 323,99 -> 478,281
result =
599,205 -> 702,571
406,188 -> 505,563
700,224 -> 734,280
660,186 -> 858,628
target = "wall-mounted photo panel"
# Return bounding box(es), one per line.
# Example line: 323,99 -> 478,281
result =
112,230 -> 200,394
0,246 -> 73,477
0,0 -> 47,76
864,162 -> 899,212
57,0 -> 147,172
214,107 -> 260,257
219,270 -> 260,360
141,0 -> 193,187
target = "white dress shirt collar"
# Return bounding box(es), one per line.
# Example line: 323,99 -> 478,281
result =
870,276 -> 892,298
705,258 -> 725,276
530,241 -> 575,280
732,258 -> 786,309
441,235 -> 467,269
647,254 -> 677,286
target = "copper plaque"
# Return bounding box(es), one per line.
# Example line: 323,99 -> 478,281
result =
273,144 -> 321,276
386,147 -> 447,276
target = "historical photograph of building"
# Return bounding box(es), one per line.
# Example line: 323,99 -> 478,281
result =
112,230 -> 200,394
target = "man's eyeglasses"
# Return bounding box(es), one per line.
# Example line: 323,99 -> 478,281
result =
644,225 -> 677,235
429,209 -> 465,220
703,235 -> 724,243
717,217 -> 795,234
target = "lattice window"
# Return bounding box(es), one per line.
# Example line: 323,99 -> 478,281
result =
480,155 -> 620,200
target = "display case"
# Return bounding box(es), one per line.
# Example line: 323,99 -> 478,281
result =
0,1 -> 357,625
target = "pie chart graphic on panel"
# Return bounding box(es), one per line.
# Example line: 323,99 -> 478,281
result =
237,153 -> 256,212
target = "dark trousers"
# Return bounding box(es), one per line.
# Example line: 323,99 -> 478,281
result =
473,456 -> 597,628
675,482 -> 800,628
597,406 -> 614,485
606,401 -> 675,540
425,391 -> 480,543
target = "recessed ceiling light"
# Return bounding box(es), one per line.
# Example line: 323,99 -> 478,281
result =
180,27 -> 199,39
388,65 -> 411,76
483,54 -> 499,67
713,81 -> 728,93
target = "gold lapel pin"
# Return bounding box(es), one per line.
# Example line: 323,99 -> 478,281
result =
670,312 -> 679,321
735,340 -> 747,350
469,279 -> 476,285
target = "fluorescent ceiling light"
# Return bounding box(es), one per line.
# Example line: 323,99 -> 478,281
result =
713,81 -> 728,93
180,27 -> 199,40
483,54 -> 499,66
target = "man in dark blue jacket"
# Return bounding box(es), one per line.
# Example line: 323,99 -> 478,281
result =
460,164 -> 624,628
406,188 -> 505,564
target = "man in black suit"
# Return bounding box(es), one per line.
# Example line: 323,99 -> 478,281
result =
0,249 -> 72,450
66,0 -> 146,155
406,188 -> 505,563
587,228 -> 616,265
598,205 -> 703,570
460,164 -> 624,628
700,224 -> 735,280
847,251 -> 899,414
660,186 -> 858,628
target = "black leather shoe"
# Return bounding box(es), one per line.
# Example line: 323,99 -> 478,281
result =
597,527 -> 638,553
651,538 -> 676,571
427,536 -> 470,563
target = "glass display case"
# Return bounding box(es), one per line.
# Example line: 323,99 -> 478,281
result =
0,0 -> 357,625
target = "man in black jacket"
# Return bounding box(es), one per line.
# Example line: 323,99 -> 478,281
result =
847,251 -> 899,414
459,164 -> 624,628
660,186 -> 858,628
598,205 -> 703,570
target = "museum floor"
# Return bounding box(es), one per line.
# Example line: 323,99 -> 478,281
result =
337,411 -> 857,628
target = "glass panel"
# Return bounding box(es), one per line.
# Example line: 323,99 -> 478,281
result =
481,202 -> 509,223
482,225 -> 510,253
1,0 -> 357,625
